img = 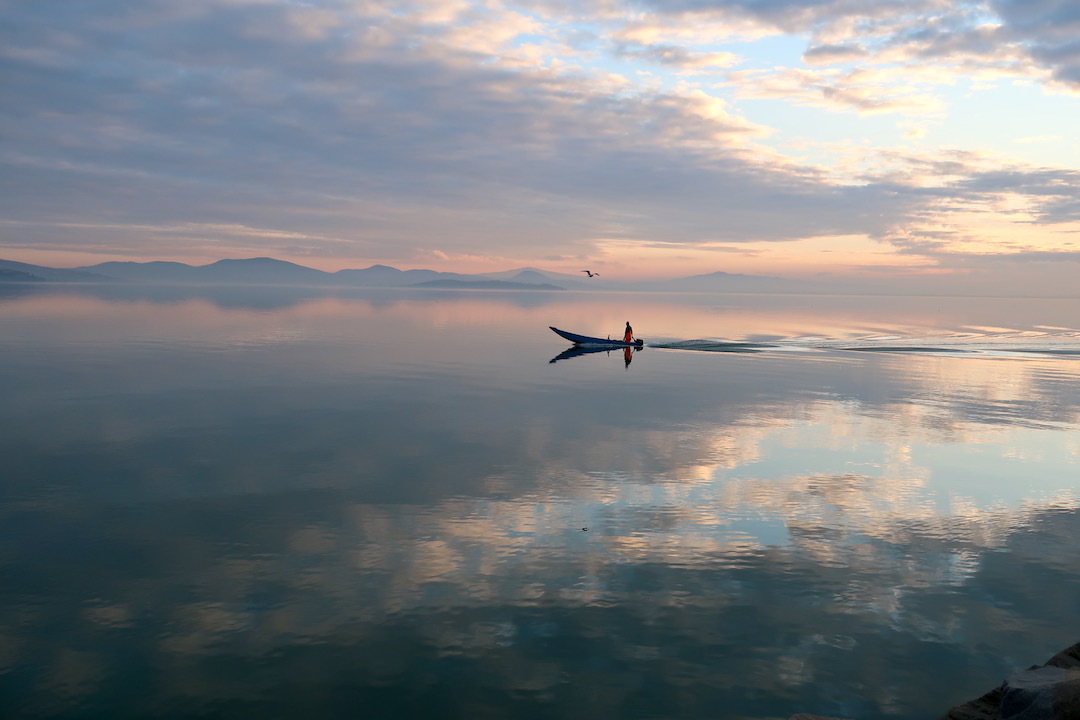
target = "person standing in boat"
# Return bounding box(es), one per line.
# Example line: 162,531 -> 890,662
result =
623,321 -> 634,344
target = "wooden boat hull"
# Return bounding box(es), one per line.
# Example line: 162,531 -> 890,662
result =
550,326 -> 643,346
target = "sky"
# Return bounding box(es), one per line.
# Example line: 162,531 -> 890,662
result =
2,0 -> 1080,291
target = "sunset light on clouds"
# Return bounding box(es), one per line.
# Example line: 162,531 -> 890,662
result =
2,0 -> 1079,292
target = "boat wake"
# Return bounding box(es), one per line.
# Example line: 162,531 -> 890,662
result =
648,340 -> 774,353
649,329 -> 1080,359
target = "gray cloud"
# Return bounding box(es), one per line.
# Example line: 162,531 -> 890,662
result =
955,168 -> 1080,223
1,0 -> 1079,272
618,0 -> 1080,87
0,0 -> 924,260
612,41 -> 739,68
620,0 -> 942,33
802,43 -> 868,63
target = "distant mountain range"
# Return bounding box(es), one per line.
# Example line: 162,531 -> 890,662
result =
0,257 -> 815,293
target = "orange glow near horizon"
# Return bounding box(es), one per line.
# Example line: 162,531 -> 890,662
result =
5,216 -> 1078,283
581,234 -> 935,280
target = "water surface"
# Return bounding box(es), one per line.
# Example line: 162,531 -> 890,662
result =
2,285 -> 1080,719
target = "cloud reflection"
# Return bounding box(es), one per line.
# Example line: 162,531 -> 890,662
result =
3,291 -> 1080,718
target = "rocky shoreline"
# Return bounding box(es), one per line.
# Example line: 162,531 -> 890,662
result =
789,641 -> 1080,720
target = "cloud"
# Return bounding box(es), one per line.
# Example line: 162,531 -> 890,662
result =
1,0 -> 1078,279
0,0 -> 919,259
621,0 -> 951,35
612,41 -> 741,69
729,66 -> 946,115
606,0 -> 1073,89
950,168 -> 1080,225
803,43 -> 869,64
991,0 -> 1080,86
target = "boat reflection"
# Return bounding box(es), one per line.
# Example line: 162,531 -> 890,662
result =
548,344 -> 643,365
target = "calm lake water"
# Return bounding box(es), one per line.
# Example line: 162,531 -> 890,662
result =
3,284 -> 1080,720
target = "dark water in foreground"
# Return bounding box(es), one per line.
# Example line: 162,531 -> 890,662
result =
3,285 -> 1080,720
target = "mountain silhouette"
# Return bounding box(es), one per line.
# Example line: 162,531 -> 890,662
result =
0,257 -> 806,293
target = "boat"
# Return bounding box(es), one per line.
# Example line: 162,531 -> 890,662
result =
549,326 -> 644,347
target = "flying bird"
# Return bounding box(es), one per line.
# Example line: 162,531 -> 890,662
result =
581,270 -> 599,277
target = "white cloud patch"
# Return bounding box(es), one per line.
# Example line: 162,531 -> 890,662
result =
729,66 -> 947,116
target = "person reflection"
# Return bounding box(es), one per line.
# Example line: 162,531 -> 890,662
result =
624,345 -> 633,368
